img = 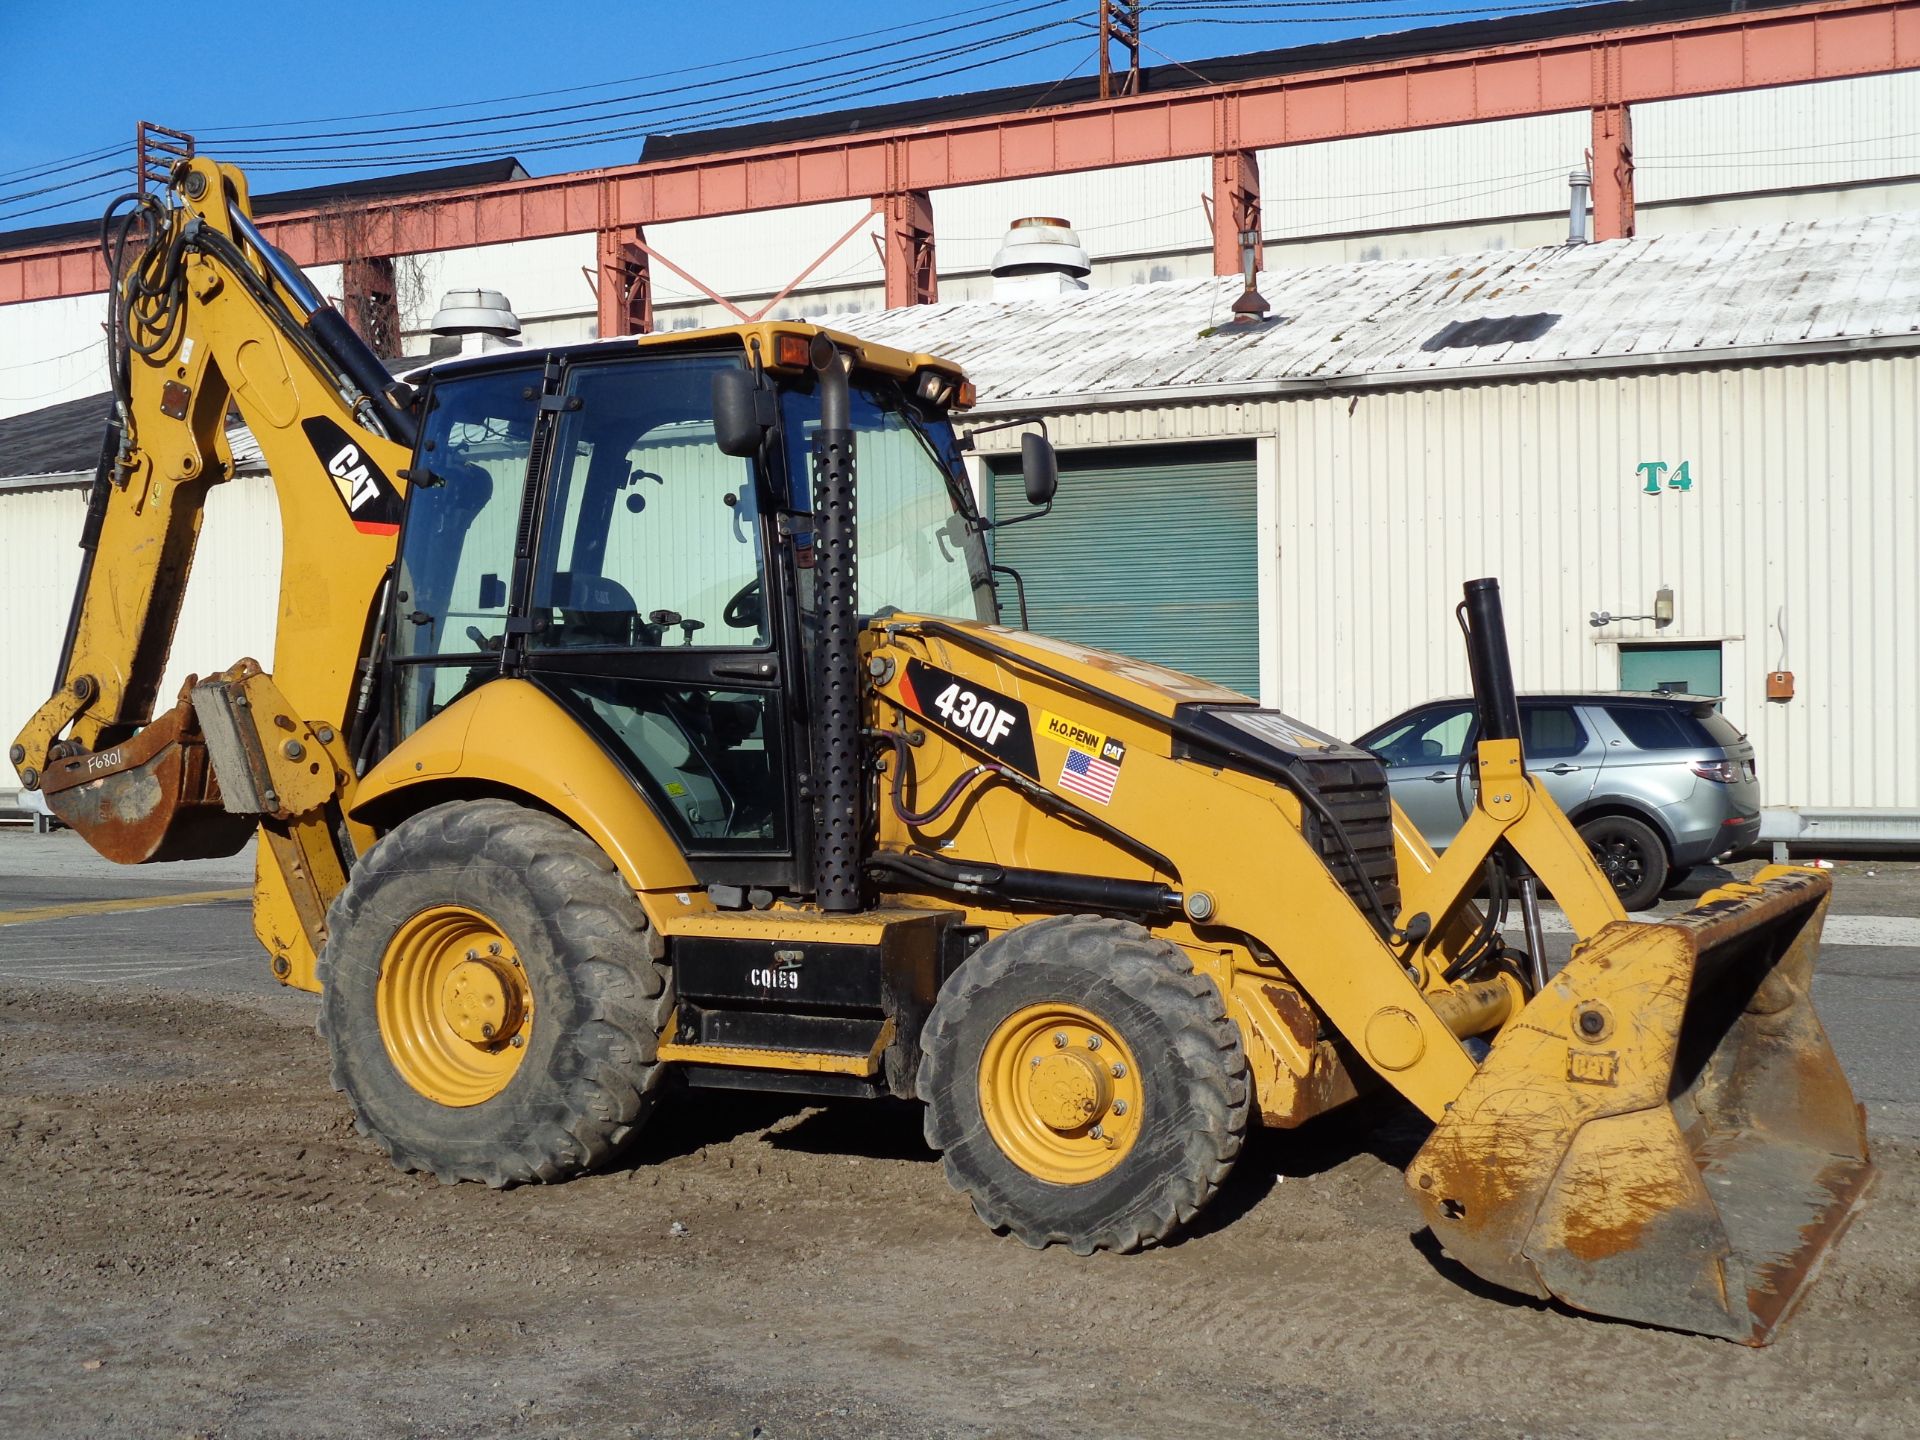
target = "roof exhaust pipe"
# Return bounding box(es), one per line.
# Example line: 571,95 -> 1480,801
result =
1229,225 -> 1272,324
1568,168 -> 1592,245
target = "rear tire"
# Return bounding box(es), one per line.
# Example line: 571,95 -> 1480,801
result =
318,799 -> 672,1187
1579,813 -> 1668,911
918,915 -> 1248,1254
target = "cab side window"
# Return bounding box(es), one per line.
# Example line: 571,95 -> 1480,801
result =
391,367 -> 538,739
532,357 -> 766,651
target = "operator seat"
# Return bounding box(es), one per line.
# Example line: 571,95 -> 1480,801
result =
552,571 -> 640,647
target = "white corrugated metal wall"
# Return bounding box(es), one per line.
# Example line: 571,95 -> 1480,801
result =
9,353 -> 1917,816
1269,354 -> 1920,813
5,74 -> 1915,381
0,265 -> 342,422
1634,73 -> 1920,204
3,474 -> 282,780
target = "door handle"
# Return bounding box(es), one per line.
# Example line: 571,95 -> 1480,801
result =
1424,771 -> 1453,783
1546,763 -> 1582,775
709,658 -> 776,680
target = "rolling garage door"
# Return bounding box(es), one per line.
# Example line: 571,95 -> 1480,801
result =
989,442 -> 1258,696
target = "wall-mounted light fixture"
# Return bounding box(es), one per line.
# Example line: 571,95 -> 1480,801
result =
1590,585 -> 1675,629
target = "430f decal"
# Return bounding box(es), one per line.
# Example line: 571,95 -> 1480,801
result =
899,659 -> 1038,778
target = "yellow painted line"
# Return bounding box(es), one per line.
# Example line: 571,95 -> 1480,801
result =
0,887 -> 251,928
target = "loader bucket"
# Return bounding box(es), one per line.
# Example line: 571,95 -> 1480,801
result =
1408,868 -> 1872,1344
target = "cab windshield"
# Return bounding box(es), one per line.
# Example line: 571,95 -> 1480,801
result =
779,380 -> 994,624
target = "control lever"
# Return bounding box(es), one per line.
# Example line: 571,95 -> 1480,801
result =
678,618 -> 706,646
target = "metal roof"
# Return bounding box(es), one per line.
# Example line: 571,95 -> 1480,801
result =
0,158 -> 530,255
0,391 -> 266,489
851,212 -> 1920,410
640,0 -> 1777,164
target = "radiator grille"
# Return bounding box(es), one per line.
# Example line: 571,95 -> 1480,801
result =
1296,757 -> 1401,921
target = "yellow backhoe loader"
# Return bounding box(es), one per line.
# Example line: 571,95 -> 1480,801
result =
12,153 -> 1872,1344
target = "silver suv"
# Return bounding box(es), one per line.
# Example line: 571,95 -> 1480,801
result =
1355,693 -> 1761,910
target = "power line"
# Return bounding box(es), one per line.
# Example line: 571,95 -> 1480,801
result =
0,336 -> 104,372
232,29 -> 1099,174
0,143 -> 126,188
0,183 -> 130,225
197,0 -> 1079,134
0,165 -> 129,210
214,14 -> 1093,164
209,0 -> 1081,149
1150,2 -> 1607,25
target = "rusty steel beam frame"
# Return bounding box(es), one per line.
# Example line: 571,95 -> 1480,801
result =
882,190 -> 937,307
3,0 -> 1914,306
1210,150 -> 1263,276
595,227 -> 654,337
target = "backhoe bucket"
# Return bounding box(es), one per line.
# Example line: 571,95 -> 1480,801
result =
38,689 -> 254,864
1409,868 -> 1872,1344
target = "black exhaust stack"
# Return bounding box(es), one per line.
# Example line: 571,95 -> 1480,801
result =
1461,577 -> 1523,745
1460,576 -> 1549,990
810,337 -> 863,912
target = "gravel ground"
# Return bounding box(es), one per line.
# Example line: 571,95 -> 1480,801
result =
0,976 -> 1915,1440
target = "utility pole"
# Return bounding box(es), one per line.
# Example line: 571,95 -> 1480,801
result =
1098,1 -> 1142,100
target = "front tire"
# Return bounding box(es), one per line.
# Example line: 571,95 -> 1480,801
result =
1580,813 -> 1668,911
318,799 -> 672,1186
918,915 -> 1249,1254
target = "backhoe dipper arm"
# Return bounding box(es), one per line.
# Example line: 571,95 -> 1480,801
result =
9,156 -> 413,985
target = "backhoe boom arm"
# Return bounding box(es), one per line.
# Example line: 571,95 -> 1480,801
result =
9,155 -> 414,986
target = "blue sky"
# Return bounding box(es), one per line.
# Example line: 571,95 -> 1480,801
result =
0,0 -> 1577,232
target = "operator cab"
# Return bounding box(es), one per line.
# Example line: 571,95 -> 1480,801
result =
382,325 -> 1034,893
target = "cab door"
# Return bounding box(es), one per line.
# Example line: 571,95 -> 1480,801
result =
516,353 -> 800,888
388,361 -> 542,745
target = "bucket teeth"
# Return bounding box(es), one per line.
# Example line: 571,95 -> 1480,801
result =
1408,869 -> 1872,1344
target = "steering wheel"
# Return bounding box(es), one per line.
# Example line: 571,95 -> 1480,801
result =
724,578 -> 763,631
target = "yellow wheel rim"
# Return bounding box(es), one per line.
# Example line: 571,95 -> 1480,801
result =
978,1003 -> 1144,1184
376,905 -> 533,1107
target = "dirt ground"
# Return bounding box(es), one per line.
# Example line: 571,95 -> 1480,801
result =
0,982 -> 1914,1440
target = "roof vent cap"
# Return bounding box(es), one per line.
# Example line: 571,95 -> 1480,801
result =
990,217 -> 1091,300
430,288 -> 521,338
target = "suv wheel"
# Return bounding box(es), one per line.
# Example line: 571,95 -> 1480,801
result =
1579,814 -> 1668,911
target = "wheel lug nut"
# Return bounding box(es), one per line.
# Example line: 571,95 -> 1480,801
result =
1086,1035 -> 1102,1050
489,942 -> 502,955
465,949 -> 478,960
1112,1099 -> 1128,1116
1030,1056 -> 1042,1068
481,1022 -> 495,1038
1089,1124 -> 1104,1140
510,1035 -> 525,1048
1110,1063 -> 1126,1078
1053,1032 -> 1067,1048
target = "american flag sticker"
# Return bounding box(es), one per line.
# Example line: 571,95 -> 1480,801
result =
1058,745 -> 1121,805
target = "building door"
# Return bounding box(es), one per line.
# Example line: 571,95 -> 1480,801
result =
1620,643 -> 1723,698
989,442 -> 1259,695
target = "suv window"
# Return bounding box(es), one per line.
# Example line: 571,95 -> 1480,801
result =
1693,711 -> 1746,748
1522,704 -> 1587,760
1608,703 -> 1745,751
1368,705 -> 1473,766
1606,704 -> 1690,750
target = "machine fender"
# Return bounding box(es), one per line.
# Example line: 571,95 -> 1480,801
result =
350,679 -> 700,921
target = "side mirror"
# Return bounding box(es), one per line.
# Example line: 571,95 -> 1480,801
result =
712,369 -> 776,457
1021,432 -> 1058,507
